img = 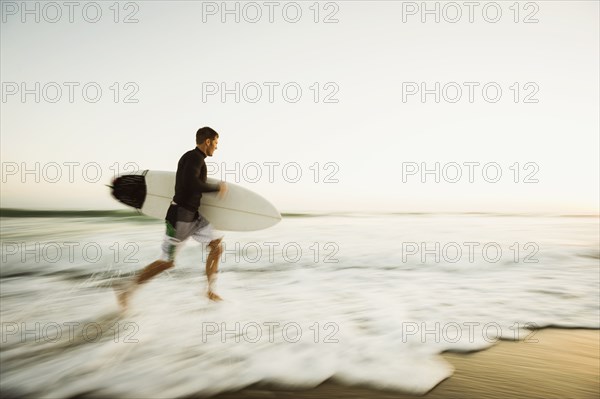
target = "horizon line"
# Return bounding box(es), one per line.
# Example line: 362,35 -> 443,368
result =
0,207 -> 598,219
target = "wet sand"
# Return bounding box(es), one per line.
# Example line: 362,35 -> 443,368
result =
211,329 -> 599,399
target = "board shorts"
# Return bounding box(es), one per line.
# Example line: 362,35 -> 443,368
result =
160,203 -> 222,262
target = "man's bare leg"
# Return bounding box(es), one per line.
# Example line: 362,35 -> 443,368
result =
206,238 -> 223,301
117,259 -> 174,309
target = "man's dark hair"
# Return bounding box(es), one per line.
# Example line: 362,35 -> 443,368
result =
196,127 -> 219,144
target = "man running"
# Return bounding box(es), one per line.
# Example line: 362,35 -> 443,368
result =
118,127 -> 228,308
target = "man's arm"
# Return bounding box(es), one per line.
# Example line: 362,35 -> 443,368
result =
181,157 -> 220,193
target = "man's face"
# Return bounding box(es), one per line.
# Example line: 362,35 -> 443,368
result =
206,137 -> 218,156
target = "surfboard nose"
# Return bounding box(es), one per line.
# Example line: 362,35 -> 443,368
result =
110,173 -> 147,209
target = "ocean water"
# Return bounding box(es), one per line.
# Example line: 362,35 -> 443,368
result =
1,211 -> 599,397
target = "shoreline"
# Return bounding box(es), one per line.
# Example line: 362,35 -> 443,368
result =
211,328 -> 599,399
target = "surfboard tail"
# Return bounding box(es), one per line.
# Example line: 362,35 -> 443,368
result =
111,173 -> 147,209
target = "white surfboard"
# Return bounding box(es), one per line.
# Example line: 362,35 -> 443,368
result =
111,170 -> 281,231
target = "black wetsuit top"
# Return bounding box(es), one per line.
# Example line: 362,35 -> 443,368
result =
173,147 -> 220,212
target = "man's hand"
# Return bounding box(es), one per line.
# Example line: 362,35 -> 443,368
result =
217,182 -> 228,199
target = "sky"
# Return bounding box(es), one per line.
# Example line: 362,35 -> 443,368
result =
1,0 -> 599,213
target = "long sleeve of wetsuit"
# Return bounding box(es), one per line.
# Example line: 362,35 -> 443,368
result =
181,155 -> 220,194
173,148 -> 220,211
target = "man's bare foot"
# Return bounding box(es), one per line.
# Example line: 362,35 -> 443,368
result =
116,280 -> 137,310
117,288 -> 130,310
208,291 -> 223,301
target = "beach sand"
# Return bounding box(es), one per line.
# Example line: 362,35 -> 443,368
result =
212,329 -> 599,399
